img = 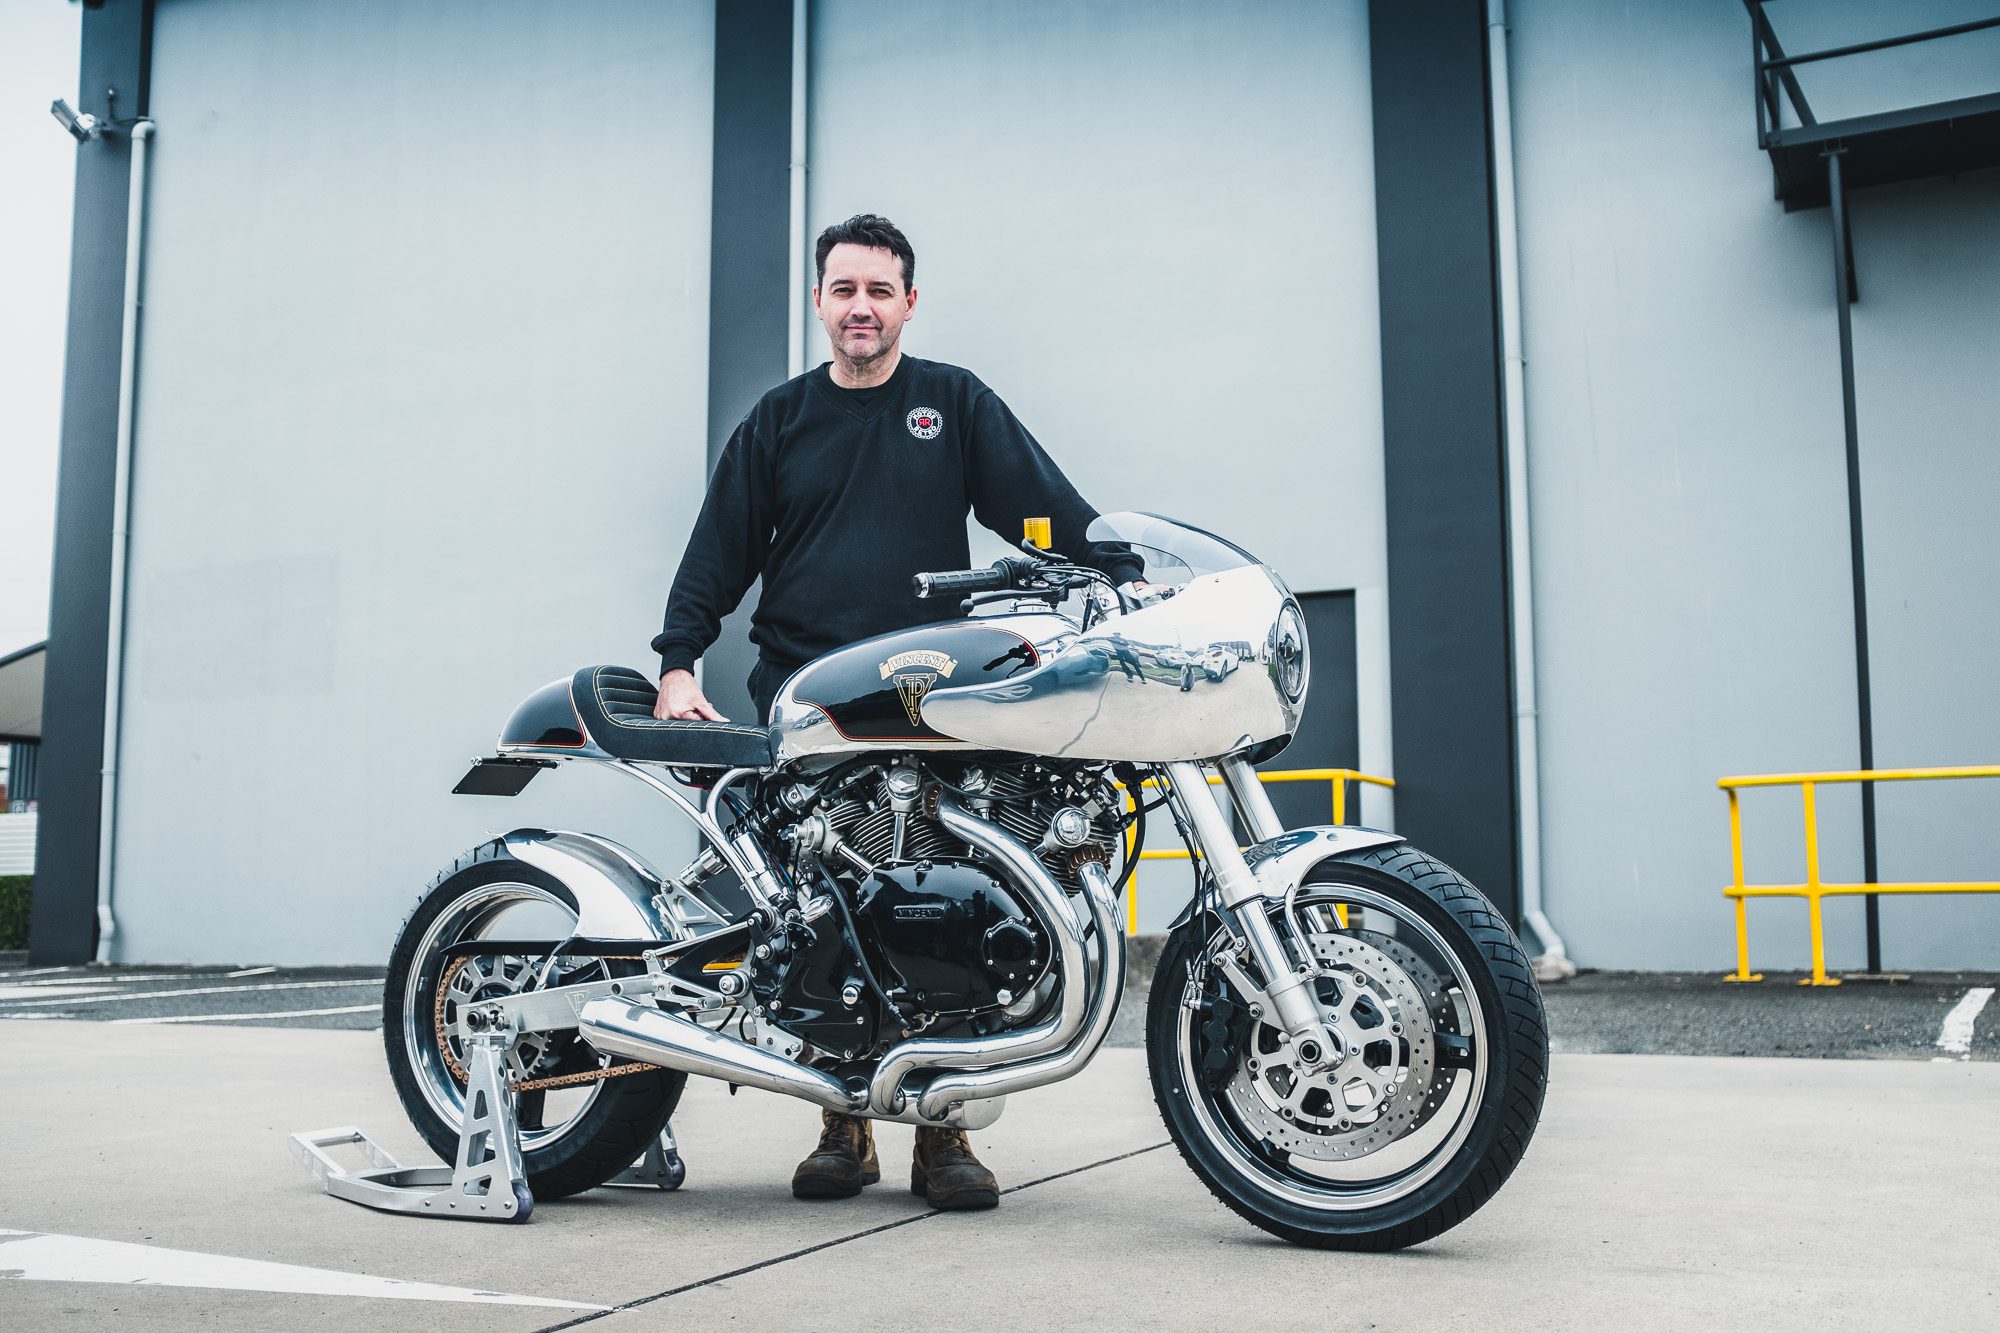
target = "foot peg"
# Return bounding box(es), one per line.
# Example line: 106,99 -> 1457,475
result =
291,1033 -> 533,1222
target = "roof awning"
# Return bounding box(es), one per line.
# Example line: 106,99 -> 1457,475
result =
0,641 -> 46,742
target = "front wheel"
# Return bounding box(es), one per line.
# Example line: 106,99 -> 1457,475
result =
1147,843 -> 1547,1250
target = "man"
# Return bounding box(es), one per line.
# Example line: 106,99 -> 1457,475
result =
650,214 -> 1124,1211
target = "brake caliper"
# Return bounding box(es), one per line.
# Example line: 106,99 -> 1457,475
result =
1196,972 -> 1253,1091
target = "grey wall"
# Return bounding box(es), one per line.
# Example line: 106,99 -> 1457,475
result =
96,0 -> 1999,968
808,0 -> 1387,930
1511,0 -> 2000,970
110,0 -> 714,963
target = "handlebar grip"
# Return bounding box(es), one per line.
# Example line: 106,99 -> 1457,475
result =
913,562 -> 1014,598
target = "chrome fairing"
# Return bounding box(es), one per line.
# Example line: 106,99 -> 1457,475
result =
921,565 -> 1304,762
769,612 -> 1078,763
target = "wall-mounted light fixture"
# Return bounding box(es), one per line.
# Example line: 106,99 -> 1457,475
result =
50,97 -> 102,142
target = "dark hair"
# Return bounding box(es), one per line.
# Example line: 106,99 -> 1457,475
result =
814,213 -> 915,292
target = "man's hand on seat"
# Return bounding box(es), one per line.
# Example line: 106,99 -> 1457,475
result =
655,668 -> 728,722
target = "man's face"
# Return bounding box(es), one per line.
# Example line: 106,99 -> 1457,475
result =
814,243 -> 916,364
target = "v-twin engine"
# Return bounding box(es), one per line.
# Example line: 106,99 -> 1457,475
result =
577,788 -> 1127,1128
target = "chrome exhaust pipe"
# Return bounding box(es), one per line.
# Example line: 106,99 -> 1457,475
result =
867,794 -> 1091,1115
916,859 -> 1124,1121
576,997 -> 1008,1129
577,998 -> 864,1113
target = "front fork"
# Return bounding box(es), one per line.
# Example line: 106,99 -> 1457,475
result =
1163,758 -> 1344,1075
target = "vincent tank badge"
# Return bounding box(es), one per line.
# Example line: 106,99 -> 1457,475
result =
879,648 -> 957,724
906,407 -> 943,440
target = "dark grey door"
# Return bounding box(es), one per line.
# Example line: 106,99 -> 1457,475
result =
1264,591 -> 1360,831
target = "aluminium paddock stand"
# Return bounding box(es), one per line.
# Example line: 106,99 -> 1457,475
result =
606,1121 -> 686,1190
290,1030 -> 685,1223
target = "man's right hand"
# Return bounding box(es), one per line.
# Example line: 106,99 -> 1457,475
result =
655,668 -> 728,721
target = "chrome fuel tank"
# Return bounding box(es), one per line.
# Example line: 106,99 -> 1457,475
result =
769,613 -> 1078,763
919,565 -> 1304,763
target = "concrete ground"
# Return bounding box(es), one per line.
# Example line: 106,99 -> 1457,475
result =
2,1020 -> 1996,1331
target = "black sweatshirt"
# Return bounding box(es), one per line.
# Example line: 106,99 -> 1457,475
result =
653,356 -> 1131,678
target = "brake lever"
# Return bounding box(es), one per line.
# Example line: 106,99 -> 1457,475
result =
960,588 -> 1062,614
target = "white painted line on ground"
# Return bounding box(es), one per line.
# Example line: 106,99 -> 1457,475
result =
9,972 -> 220,987
0,1230 -> 607,1310
0,965 -> 82,978
0,978 -> 384,1009
0,985 -> 122,1002
1934,986 -> 1995,1061
227,965 -> 278,977
111,1004 -> 381,1025
0,1013 -> 72,1020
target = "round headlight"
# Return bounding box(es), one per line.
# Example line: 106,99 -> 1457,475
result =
1272,602 -> 1309,705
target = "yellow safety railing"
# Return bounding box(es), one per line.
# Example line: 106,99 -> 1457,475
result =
1117,767 -> 1396,936
1720,765 -> 2000,986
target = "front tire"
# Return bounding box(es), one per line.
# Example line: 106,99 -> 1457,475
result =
382,841 -> 685,1200
1146,843 -> 1547,1250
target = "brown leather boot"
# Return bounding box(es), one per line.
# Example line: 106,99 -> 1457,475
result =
911,1126 -> 999,1210
791,1111 -> 881,1199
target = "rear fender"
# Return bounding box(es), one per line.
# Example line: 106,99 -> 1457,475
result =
499,829 -> 677,942
1168,825 -> 1405,931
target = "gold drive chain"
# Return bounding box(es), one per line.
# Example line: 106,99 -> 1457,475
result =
433,955 -> 663,1093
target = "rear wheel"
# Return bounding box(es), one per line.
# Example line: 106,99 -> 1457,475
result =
382,842 -> 684,1199
1147,843 -> 1547,1249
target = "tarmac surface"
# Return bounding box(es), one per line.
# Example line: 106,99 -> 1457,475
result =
3,957 -> 1996,1061
2,959 -> 1997,1328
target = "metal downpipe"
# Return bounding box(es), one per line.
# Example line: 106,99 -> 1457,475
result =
94,118 -> 156,966
867,793 -> 1089,1114
916,859 -> 1124,1122
1487,0 -> 1572,981
786,0 -> 809,377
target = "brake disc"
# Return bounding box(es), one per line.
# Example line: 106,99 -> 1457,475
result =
1351,930 -> 1464,1137
1221,929 -> 1442,1162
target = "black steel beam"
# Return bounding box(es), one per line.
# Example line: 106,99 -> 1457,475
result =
30,0 -> 153,965
1765,14 -> 2000,70
698,0 -> 794,723
1368,0 -> 1521,923
1746,1 -> 1818,130
1768,93 -> 2000,210
1825,150 -> 1882,974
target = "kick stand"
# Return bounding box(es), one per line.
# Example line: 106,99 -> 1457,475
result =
606,1123 -> 686,1190
290,1031 -> 534,1223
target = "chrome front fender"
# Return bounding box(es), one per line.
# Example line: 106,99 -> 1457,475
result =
1172,825 -> 1405,930
499,829 -> 677,942
1243,825 -> 1404,901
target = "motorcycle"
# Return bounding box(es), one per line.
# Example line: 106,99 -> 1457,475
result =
381,512 -> 1547,1248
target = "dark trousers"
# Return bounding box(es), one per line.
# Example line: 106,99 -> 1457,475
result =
748,657 -> 803,726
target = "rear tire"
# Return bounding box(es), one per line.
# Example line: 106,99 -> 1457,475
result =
1146,843 -> 1547,1249
382,841 -> 685,1200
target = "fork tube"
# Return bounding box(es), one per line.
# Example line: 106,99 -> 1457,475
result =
1216,756 -> 1283,843
1163,763 -> 1334,1058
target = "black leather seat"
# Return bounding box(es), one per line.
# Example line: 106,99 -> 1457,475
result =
570,666 -> 776,768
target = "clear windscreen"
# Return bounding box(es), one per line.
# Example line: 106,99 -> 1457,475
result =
1084,511 -> 1261,587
